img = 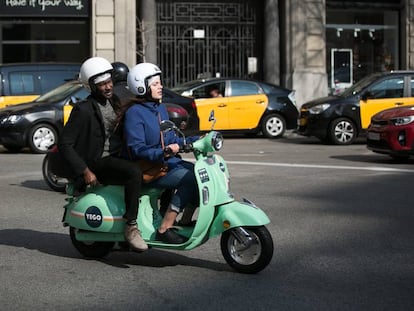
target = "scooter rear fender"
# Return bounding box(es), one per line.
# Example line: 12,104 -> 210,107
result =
208,200 -> 270,238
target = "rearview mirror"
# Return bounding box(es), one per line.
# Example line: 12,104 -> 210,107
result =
160,119 -> 176,132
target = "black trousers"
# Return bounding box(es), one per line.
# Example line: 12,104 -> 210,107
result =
90,156 -> 142,222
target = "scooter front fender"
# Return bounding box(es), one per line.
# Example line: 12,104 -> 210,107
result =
209,200 -> 270,238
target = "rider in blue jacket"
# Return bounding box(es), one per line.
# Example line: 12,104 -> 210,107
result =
121,63 -> 199,244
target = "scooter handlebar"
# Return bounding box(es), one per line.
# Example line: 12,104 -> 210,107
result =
179,144 -> 194,153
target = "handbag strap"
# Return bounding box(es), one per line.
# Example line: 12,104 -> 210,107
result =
159,113 -> 165,149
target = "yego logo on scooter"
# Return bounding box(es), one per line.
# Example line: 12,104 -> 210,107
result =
84,206 -> 103,227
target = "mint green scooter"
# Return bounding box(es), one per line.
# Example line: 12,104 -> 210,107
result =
63,114 -> 274,274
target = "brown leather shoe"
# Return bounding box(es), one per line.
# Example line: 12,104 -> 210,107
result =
124,225 -> 148,252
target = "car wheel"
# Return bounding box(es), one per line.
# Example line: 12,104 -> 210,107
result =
28,123 -> 57,154
2,143 -> 22,153
328,118 -> 356,145
261,113 -> 286,138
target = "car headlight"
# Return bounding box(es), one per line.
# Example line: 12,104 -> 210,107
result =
391,116 -> 414,126
0,115 -> 23,124
309,103 -> 330,114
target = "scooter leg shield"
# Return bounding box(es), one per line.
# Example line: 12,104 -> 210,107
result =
208,201 -> 270,238
64,185 -> 125,233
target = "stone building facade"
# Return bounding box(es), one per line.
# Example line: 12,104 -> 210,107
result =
1,0 -> 412,108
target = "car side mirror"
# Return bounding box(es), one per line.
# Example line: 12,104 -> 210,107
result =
70,96 -> 78,105
209,110 -> 215,122
209,110 -> 217,130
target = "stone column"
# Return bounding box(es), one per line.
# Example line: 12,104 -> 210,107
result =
139,0 -> 157,64
403,0 -> 414,69
284,0 -> 328,109
114,0 -> 136,67
94,0 -> 115,61
264,0 -> 280,85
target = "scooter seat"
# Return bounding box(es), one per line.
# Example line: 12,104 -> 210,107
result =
65,182 -> 165,198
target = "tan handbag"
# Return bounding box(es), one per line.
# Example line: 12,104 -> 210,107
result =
136,119 -> 169,183
137,158 -> 168,183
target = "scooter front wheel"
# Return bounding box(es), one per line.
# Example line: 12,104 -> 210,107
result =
220,226 -> 273,274
70,227 -> 114,258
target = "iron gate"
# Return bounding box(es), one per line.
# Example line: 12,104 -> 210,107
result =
156,0 -> 261,87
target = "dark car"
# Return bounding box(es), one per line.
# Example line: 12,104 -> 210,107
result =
366,105 -> 414,160
162,88 -> 199,135
0,62 -> 80,109
298,71 -> 414,145
172,78 -> 298,138
0,81 -> 198,153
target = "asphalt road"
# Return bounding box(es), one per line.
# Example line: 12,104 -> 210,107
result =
0,133 -> 413,310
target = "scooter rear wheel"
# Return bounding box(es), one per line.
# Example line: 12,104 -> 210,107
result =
220,226 -> 273,274
42,153 -> 67,192
70,227 -> 114,258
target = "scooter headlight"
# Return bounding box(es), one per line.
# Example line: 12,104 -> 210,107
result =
211,132 -> 223,151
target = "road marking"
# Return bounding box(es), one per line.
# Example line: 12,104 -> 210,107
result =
225,160 -> 414,173
0,172 -> 41,179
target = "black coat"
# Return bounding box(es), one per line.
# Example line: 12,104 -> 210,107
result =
58,95 -> 120,177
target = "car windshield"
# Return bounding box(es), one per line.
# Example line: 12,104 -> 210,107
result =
34,82 -> 82,103
340,72 -> 384,97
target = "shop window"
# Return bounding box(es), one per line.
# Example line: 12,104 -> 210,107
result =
1,21 -> 89,63
325,9 -> 399,92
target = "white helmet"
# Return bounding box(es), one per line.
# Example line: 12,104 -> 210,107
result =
127,62 -> 162,96
79,57 -> 113,91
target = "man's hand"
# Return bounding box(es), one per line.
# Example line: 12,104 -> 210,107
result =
83,167 -> 98,186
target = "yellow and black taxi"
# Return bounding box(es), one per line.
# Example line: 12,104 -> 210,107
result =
298,71 -> 414,145
172,78 -> 298,138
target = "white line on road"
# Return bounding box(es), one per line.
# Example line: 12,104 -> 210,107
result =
225,160 -> 414,173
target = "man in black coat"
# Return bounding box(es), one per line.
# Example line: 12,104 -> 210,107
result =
58,57 -> 147,252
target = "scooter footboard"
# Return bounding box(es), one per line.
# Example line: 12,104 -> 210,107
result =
208,201 -> 270,238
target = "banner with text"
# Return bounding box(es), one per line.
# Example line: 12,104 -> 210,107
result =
0,0 -> 89,17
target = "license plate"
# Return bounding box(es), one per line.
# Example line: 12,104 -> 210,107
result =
367,132 -> 380,140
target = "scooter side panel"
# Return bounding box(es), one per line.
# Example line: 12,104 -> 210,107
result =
137,194 -> 164,240
192,155 -> 232,238
208,201 -> 271,238
64,185 -> 125,233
